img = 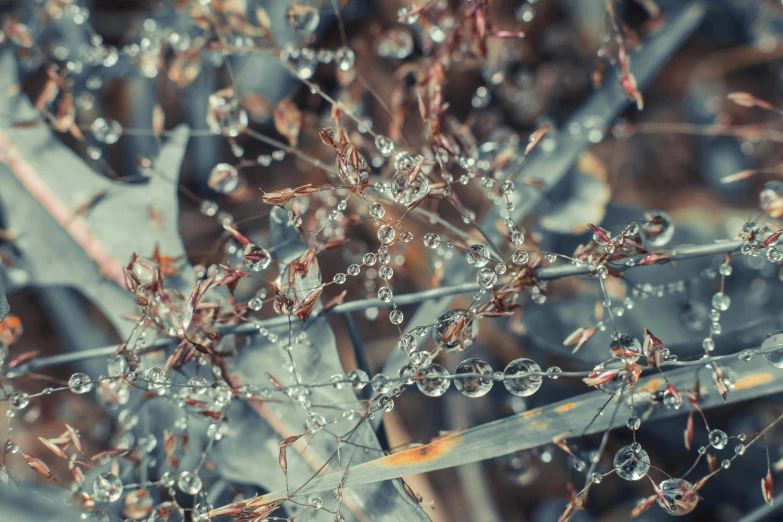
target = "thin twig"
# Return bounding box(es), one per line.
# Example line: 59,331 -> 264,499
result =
8,238 -> 742,375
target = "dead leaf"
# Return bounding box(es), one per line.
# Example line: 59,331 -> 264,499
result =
274,99 -> 302,147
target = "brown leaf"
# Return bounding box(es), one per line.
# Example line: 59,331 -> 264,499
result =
728,92 -> 773,110
712,363 -> 729,401
643,328 -> 665,368
278,445 -> 288,473
525,125 -> 549,156
274,99 -> 302,147
323,290 -> 347,312
563,327 -> 596,354
293,286 -> 323,324
164,431 -> 176,456
23,454 -> 53,479
7,350 -> 39,368
630,495 -> 657,518
721,169 -> 758,184
763,470 -> 774,505
707,453 -> 719,472
38,437 -> 67,459
70,464 -> 85,484
583,369 -> 619,387
91,448 -> 130,463
267,373 -> 283,388
684,412 -> 694,450
665,383 -> 682,409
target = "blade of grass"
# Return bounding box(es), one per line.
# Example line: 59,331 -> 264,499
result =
260,346 -> 780,500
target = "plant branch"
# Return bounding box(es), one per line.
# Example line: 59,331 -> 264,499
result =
8,238 -> 741,376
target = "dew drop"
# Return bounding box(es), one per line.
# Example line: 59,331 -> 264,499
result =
93,472 -> 123,503
613,445 -> 650,481
502,358 -> 542,397
466,244 -> 490,267
91,117 -> 123,144
68,372 -> 93,394
454,358 -> 493,398
208,163 -> 240,194
655,478 -> 698,515
177,471 -> 203,495
640,210 -> 674,247
416,364 -> 450,397
709,429 -> 728,450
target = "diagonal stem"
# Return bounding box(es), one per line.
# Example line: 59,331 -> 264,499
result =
6,238 -> 741,376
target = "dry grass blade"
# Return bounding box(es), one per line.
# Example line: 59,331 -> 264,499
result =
261,352 -> 782,501
0,51 -> 193,338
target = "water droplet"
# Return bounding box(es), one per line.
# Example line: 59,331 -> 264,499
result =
188,376 -> 208,395
177,471 -> 203,495
502,358 -> 542,397
476,267 -> 498,288
709,429 -> 728,450
762,331 -> 783,368
93,472 -> 123,503
378,395 -> 394,412
397,6 -> 419,24
454,358 -> 493,398
68,372 -> 93,394
655,478 -> 698,515
432,309 -> 478,353
512,250 -> 529,266
375,134 -> 395,157
416,364 -> 450,397
389,308 -> 404,324
335,46 -> 355,72
144,367 -> 166,389
391,170 -> 430,205
760,181 -> 783,216
711,292 -> 731,311
626,417 -> 641,430
243,244 -> 272,271
378,287 -> 393,302
91,117 -> 123,144
423,233 -> 441,249
640,210 -> 674,247
148,289 -> 193,336
208,163 -> 240,193
613,445 -> 650,481
378,225 -> 396,244
371,373 -> 392,394
742,221 -> 760,236
466,244 -> 490,267
766,247 -> 783,262
347,369 -> 368,390
610,334 -> 641,362
286,2 -> 320,34
200,200 -> 218,217
206,90 -> 248,137
377,28 -> 414,59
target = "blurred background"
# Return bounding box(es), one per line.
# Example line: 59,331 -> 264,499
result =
4,0 -> 783,521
